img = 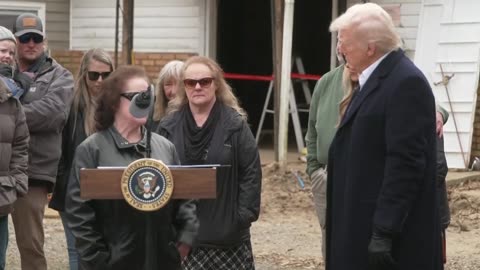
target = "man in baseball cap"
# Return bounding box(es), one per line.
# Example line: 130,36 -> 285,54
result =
12,13 -> 45,69
10,12 -> 74,270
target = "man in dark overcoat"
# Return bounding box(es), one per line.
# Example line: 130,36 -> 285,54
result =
325,3 -> 443,270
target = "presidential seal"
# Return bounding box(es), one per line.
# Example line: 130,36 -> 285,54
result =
121,158 -> 174,211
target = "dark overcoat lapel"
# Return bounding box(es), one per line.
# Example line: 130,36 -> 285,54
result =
339,50 -> 404,129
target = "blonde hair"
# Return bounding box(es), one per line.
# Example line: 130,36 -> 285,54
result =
167,56 -> 247,120
153,60 -> 184,121
338,66 -> 359,125
71,48 -> 114,136
330,3 -> 402,54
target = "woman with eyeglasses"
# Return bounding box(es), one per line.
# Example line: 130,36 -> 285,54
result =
156,56 -> 262,270
48,48 -> 113,270
65,65 -> 198,270
152,60 -> 184,128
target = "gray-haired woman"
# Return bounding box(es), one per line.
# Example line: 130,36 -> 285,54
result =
152,60 -> 184,129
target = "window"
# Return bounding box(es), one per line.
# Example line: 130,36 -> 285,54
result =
0,1 -> 45,33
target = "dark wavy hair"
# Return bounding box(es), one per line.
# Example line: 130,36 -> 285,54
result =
95,65 -> 150,131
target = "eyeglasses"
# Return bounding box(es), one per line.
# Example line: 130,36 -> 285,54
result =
183,77 -> 214,89
87,71 -> 111,81
18,33 -> 44,44
120,91 -> 142,101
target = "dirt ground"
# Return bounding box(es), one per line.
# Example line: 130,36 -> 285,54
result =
5,161 -> 480,270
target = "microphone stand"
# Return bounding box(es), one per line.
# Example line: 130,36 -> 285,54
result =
145,102 -> 154,158
129,86 -> 158,268
144,87 -> 156,269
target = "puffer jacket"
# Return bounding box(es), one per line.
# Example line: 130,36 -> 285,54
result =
20,55 -> 74,188
0,80 -> 29,216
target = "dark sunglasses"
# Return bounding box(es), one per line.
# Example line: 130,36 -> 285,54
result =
87,71 -> 111,81
183,77 -> 214,89
120,91 -> 143,101
18,33 -> 44,44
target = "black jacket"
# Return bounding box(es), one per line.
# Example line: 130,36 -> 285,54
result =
50,106 -> 87,211
157,103 -> 262,248
437,136 -> 450,229
65,127 -> 198,270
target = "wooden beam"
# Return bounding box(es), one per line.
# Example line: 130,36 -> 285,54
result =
114,0 -> 120,68
122,0 -> 134,65
278,0 -> 295,166
330,0 -> 339,69
272,0 -> 284,162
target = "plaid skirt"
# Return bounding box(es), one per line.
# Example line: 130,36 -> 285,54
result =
182,241 -> 255,270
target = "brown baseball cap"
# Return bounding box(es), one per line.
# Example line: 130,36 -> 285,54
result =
13,13 -> 44,37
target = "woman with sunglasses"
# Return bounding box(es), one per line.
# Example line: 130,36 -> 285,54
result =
157,56 -> 262,270
65,65 -> 198,270
152,60 -> 184,129
49,48 -> 113,270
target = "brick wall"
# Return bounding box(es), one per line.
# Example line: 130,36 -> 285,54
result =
50,50 -> 85,77
50,50 -> 196,83
133,52 -> 194,82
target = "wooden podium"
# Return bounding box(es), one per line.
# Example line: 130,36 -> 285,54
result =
79,163 -> 218,269
80,166 -> 217,200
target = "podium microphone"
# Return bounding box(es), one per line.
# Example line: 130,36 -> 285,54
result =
129,85 -> 154,118
128,85 -> 155,158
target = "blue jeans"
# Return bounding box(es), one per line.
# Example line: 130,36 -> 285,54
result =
60,212 -> 79,270
0,215 -> 8,270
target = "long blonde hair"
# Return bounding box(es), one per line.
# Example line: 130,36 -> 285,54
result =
71,48 -> 114,136
167,56 -> 247,120
153,60 -> 184,121
338,66 -> 359,125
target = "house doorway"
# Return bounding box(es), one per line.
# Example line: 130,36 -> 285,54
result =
216,0 -> 333,141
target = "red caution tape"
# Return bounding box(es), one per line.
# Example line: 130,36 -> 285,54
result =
291,73 -> 322,80
223,72 -> 321,81
223,73 -> 273,81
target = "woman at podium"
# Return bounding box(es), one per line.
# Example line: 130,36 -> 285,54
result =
157,56 -> 262,270
65,66 -> 199,270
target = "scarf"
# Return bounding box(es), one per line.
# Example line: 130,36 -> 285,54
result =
183,101 -> 221,164
26,53 -> 48,73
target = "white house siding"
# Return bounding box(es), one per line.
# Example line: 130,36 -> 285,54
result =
345,0 -> 422,60
71,0 -> 205,53
415,0 -> 480,168
45,0 -> 69,49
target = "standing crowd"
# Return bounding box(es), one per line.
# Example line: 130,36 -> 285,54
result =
1,3 -> 451,270
0,12 -> 261,270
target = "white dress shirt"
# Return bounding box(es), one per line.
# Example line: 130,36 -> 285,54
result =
358,52 -> 391,90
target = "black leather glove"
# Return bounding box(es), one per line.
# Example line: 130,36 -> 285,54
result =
368,227 -> 398,270
0,63 -> 13,77
13,71 -> 33,91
